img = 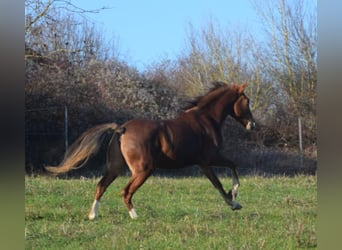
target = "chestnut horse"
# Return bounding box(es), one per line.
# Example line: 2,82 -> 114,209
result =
45,82 -> 256,219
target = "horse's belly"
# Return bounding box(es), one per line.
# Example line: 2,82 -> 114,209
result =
156,151 -> 199,169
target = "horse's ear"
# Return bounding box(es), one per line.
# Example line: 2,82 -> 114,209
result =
238,83 -> 247,94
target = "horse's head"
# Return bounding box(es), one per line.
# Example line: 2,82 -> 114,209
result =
231,83 -> 256,131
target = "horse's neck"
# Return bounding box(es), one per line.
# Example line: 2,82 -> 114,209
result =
205,101 -> 233,126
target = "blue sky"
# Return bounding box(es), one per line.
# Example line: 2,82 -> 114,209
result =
72,0 -> 259,70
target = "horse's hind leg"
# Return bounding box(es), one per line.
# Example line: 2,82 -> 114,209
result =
121,168 -> 153,219
88,134 -> 125,220
88,171 -> 118,220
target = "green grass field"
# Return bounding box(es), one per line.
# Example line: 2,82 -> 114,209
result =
25,175 -> 317,249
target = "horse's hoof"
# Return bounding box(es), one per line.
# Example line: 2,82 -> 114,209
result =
129,208 -> 138,219
231,202 -> 243,211
88,213 -> 96,220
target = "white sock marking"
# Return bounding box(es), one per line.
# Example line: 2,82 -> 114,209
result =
129,208 -> 138,219
232,184 -> 239,200
88,200 -> 99,220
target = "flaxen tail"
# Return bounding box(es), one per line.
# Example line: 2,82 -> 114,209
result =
45,123 -> 125,174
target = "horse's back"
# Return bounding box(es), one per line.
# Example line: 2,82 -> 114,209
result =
119,118 -> 199,168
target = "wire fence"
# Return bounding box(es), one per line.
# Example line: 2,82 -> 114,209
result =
25,106 -> 69,172
26,106 -> 68,150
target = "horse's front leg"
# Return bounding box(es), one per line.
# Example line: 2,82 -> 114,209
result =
199,165 -> 242,210
211,155 -> 241,201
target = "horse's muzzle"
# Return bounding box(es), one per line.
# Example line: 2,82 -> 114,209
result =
246,120 -> 256,130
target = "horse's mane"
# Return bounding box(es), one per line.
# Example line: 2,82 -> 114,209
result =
182,81 -> 231,111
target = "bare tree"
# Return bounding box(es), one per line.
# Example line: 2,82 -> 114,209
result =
170,20 -> 273,115
25,0 -> 109,31
25,0 -> 112,65
252,0 -> 317,143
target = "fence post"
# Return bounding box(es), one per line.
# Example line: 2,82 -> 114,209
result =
298,117 -> 303,168
64,106 -> 69,152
